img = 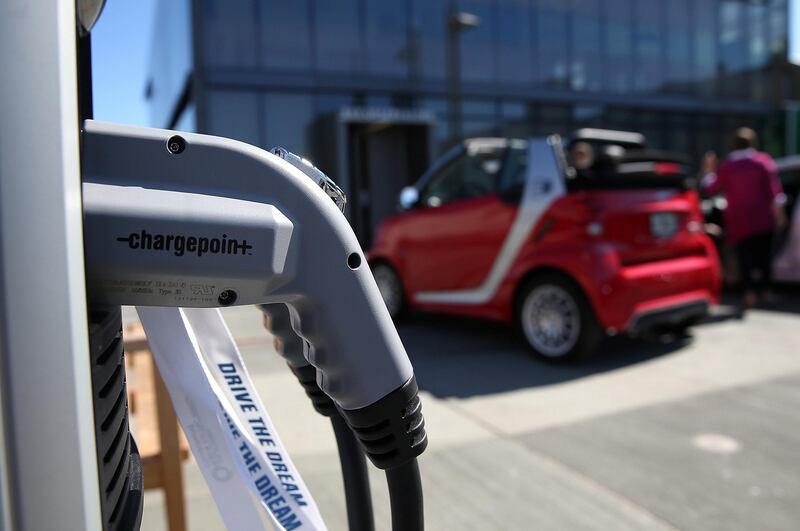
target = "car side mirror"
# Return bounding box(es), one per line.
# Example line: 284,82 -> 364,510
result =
399,186 -> 420,210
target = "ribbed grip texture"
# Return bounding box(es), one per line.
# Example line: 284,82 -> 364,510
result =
88,307 -> 143,531
340,376 -> 428,470
259,304 -> 308,368
289,364 -> 338,417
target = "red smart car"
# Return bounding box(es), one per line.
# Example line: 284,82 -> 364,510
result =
368,130 -> 722,362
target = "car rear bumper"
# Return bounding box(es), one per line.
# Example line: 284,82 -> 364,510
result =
627,299 -> 710,335
592,255 -> 720,332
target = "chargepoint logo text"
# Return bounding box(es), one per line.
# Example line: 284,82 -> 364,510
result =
117,230 -> 253,257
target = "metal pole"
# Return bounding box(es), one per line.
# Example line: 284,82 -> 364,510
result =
446,5 -> 480,145
447,4 -> 464,143
0,0 -> 102,529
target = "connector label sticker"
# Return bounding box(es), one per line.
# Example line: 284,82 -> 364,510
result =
117,229 -> 253,257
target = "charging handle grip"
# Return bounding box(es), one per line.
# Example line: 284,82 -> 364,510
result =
259,304 -> 338,417
260,299 -> 427,470
259,303 -> 307,369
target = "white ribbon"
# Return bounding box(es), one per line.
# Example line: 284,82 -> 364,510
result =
137,306 -> 328,531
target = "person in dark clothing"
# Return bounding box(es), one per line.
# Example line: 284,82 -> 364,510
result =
703,128 -> 787,307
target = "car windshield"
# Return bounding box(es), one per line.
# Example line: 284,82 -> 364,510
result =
420,148 -> 504,206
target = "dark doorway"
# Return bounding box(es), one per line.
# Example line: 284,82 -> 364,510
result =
311,108 -> 435,246
347,122 -> 431,247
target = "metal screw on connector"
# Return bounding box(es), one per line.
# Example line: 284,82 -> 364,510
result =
347,252 -> 361,270
166,135 -> 186,154
218,289 -> 237,306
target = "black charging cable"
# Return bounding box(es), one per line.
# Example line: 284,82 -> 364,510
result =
340,376 -> 427,531
386,459 -> 424,531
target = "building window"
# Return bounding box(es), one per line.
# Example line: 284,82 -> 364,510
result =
536,0 -> 570,89
459,0 -> 496,82
418,97 -> 450,116
693,0 -> 717,98
463,99 -> 496,117
666,113 -> 691,156
606,108 -> 636,133
537,104 -> 572,136
573,104 -> 606,129
719,0 -> 749,98
571,0 -> 603,92
693,114 -> 722,158
769,0 -> 788,57
314,0 -> 362,73
462,117 -> 499,139
366,94 -> 394,108
604,0 -> 633,93
315,93 -> 355,115
419,97 -> 451,154
495,0 -> 533,85
206,90 -> 260,146
410,0 -> 448,80
748,1 -> 769,101
201,0 -> 257,68
262,93 -> 314,157
633,0 -> 663,93
499,100 -> 532,138
664,0 -> 691,94
365,1 -> 409,77
749,2 -> 769,69
638,111 -> 667,149
260,0 -> 312,71
462,98 -> 499,138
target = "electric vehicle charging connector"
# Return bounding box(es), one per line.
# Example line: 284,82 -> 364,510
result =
81,120 -> 427,471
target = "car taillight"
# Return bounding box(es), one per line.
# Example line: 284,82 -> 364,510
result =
686,206 -> 705,233
654,162 -> 682,175
687,220 -> 703,233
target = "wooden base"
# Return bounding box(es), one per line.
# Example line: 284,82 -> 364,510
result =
124,323 -> 188,531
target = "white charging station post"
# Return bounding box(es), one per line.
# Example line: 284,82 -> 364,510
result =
0,0 -> 102,529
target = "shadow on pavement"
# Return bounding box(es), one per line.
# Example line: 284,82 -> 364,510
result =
397,313 -> 691,399
399,289 -> 800,399
713,286 -> 800,319
755,284 -> 800,314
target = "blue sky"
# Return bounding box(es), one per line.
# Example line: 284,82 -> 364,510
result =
793,0 -> 799,63
93,0 -> 800,127
91,0 -> 157,126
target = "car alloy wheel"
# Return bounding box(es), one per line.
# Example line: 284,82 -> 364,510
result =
521,284 -> 581,358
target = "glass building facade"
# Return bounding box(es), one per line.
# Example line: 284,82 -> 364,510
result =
148,0 -> 792,169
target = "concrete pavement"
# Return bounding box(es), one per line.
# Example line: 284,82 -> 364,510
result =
130,295 -> 800,530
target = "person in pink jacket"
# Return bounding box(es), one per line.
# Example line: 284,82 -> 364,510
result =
703,128 -> 787,307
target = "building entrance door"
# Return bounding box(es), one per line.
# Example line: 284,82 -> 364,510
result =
313,108 -> 435,247
348,121 -> 431,246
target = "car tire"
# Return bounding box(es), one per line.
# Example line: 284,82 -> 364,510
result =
516,274 -> 602,363
372,262 -> 405,319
